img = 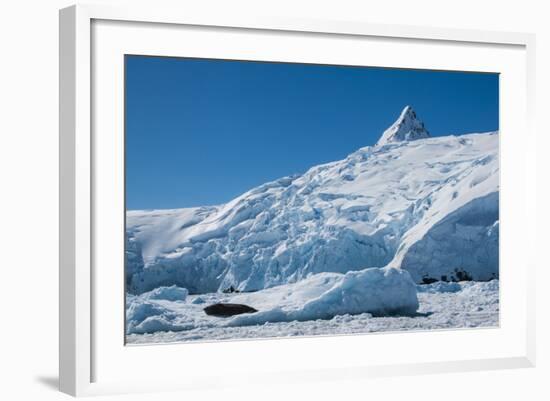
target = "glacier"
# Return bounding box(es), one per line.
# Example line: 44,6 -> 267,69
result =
126,106 -> 499,295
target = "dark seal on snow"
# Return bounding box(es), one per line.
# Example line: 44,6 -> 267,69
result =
203,303 -> 258,317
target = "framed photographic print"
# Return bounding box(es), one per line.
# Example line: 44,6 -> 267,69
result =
59,4 -> 536,397
124,57 -> 500,344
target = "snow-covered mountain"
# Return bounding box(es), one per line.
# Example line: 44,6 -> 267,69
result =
126,106 -> 499,295
376,105 -> 430,146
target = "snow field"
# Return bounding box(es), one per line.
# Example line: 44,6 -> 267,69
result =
127,278 -> 499,343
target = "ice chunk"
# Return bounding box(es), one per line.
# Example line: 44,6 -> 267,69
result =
142,285 -> 188,301
191,296 -> 206,304
458,279 -> 499,297
126,300 -> 176,334
126,288 -> 189,334
417,281 -> 462,293
126,295 -> 197,334
130,315 -> 182,334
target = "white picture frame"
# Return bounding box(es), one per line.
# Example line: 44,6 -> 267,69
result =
59,3 -> 536,397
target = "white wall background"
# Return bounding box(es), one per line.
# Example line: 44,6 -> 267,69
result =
0,0 -> 547,400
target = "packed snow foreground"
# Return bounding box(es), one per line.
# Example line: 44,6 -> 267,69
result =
125,106 -> 499,342
126,279 -> 499,342
127,267 -> 418,335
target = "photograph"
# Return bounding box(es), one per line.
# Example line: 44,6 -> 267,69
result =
124,56 -> 499,344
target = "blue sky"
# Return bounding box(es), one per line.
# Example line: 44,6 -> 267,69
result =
126,56 -> 499,210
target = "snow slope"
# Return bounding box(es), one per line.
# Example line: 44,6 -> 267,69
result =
126,106 -> 499,294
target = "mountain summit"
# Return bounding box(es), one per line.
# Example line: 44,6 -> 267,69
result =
376,106 -> 430,146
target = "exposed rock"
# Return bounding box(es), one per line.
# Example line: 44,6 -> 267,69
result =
204,303 -> 258,317
222,286 -> 240,294
421,276 -> 438,284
